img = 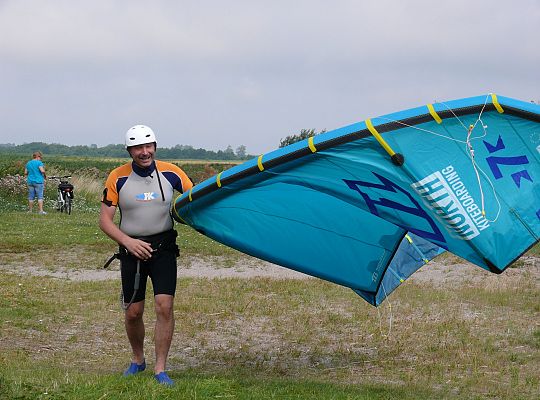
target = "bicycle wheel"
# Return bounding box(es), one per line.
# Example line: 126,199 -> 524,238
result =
57,191 -> 63,211
66,196 -> 72,215
61,193 -> 68,214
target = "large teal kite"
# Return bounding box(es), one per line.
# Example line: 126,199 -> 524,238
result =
173,94 -> 540,306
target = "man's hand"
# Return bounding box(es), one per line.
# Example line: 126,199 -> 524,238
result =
123,237 -> 154,261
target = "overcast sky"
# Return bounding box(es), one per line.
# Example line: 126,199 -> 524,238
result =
1,0 -> 538,154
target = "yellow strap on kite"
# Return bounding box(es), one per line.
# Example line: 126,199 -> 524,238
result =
405,233 -> 429,264
308,136 -> 317,153
257,154 -> 265,171
427,103 -> 442,124
188,188 -> 193,202
491,93 -> 504,113
366,118 -> 396,157
216,172 -> 222,188
172,194 -> 185,222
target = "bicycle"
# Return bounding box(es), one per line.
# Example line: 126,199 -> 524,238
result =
49,176 -> 75,215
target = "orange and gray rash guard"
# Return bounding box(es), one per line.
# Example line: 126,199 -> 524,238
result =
102,160 -> 193,237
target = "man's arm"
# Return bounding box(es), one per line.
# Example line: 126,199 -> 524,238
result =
99,203 -> 154,260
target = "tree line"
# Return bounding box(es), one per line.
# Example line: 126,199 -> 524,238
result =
0,142 -> 251,160
278,129 -> 326,148
1,128 -> 326,160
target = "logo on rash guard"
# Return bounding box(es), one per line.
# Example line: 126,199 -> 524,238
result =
136,192 -> 157,202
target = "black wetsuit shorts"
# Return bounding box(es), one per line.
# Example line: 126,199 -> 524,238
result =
120,230 -> 179,302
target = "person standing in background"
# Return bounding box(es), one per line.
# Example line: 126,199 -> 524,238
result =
24,151 -> 47,214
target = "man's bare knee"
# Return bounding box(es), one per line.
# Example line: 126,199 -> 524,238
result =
125,301 -> 144,321
154,295 -> 173,317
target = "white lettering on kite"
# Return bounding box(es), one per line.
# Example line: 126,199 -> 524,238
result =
411,166 -> 490,240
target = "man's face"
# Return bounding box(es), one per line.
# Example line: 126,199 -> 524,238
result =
128,143 -> 156,168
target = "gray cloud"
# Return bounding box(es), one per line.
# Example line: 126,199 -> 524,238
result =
1,0 -> 538,154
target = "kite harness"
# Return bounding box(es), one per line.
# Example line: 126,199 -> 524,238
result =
103,230 -> 179,310
103,250 -> 141,311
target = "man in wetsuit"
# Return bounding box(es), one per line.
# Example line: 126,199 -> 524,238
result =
99,125 -> 193,386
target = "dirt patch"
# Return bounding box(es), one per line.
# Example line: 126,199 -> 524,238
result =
0,253 -> 538,284
0,255 -> 309,281
408,255 -> 539,287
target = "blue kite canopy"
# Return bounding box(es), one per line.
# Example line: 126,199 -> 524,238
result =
173,94 -> 540,306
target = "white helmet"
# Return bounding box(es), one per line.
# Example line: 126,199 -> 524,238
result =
125,125 -> 157,148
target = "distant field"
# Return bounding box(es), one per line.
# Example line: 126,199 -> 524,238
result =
0,154 -> 240,213
0,153 -> 240,178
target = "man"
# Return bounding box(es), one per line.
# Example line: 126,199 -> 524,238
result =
99,125 -> 193,386
24,151 -> 47,214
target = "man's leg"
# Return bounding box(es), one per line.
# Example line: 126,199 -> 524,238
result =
125,300 -> 146,364
154,294 -> 174,374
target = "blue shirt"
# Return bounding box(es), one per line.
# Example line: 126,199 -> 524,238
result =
26,159 -> 45,184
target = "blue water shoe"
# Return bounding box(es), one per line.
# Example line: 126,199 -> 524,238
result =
123,360 -> 146,376
154,371 -> 174,386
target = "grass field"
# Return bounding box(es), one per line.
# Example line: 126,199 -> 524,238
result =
0,156 -> 539,399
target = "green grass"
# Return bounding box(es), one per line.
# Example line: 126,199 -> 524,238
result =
0,211 -> 240,261
0,364 -> 431,400
0,155 -> 539,399
0,270 -> 538,399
